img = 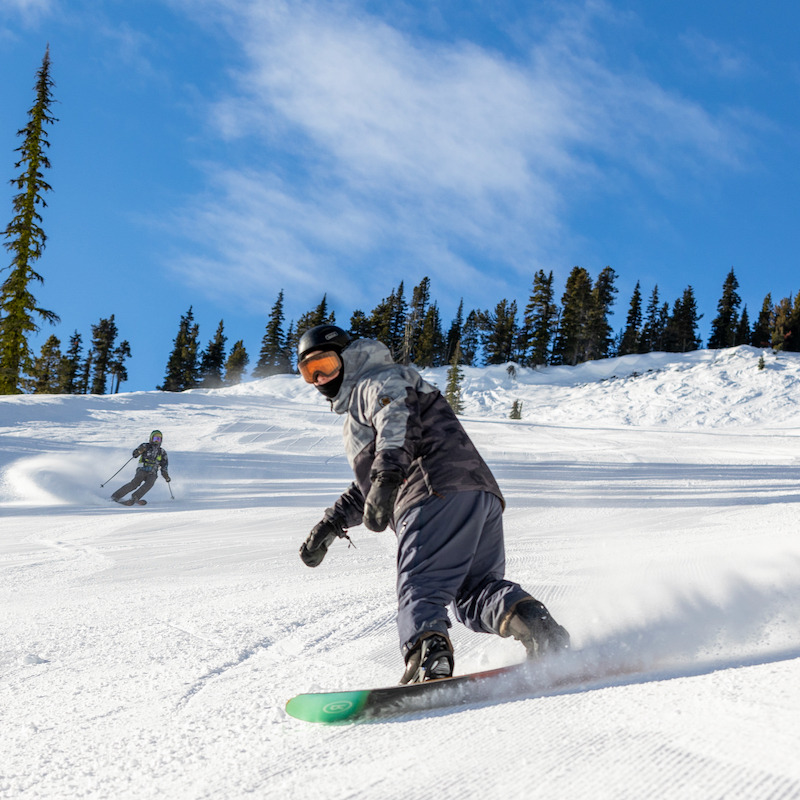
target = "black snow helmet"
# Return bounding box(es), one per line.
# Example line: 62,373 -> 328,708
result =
297,324 -> 352,362
297,325 -> 351,399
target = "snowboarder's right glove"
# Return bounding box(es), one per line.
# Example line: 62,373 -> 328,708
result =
363,470 -> 404,532
300,516 -> 346,568
162,472 -> 170,482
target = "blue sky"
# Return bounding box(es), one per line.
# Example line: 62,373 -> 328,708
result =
1,0 -> 798,391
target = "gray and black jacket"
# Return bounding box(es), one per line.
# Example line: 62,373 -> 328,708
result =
327,339 -> 503,530
133,442 -> 169,477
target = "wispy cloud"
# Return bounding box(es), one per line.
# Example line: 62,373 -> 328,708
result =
0,0 -> 53,22
169,0 -> 753,315
680,29 -> 752,77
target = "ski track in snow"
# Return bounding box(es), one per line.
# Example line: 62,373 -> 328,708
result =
1,346 -> 800,799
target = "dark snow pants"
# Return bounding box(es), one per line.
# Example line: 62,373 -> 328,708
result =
395,490 -> 530,655
111,468 -> 158,502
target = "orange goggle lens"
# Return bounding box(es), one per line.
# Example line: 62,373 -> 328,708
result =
299,351 -> 342,384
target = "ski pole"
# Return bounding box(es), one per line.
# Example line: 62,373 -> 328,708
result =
100,456 -> 135,487
167,481 -> 175,500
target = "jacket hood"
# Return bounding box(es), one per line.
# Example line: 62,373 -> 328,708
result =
330,339 -> 395,414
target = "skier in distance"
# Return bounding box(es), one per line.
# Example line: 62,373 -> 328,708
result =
297,325 -> 570,684
111,430 -> 170,506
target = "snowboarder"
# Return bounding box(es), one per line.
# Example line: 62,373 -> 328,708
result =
297,325 -> 570,684
111,430 -> 170,506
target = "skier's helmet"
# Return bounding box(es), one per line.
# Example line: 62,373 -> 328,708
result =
297,324 -> 351,362
297,325 -> 351,399
150,430 -> 163,444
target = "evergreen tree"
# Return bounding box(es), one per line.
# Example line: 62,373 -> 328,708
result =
290,296 -> 335,359
708,268 -> 741,349
735,306 -> 750,346
751,294 -> 773,348
552,267 -> 593,366
253,291 -> 291,378
585,266 -> 617,360
362,283 -> 408,357
521,270 -> 559,367
388,282 -> 408,358
414,303 -> 446,367
77,349 -> 92,394
108,339 -> 131,394
617,282 -> 643,356
445,299 -> 464,366
348,309 -> 371,339
460,310 -> 483,366
444,341 -> 464,415
484,299 -> 518,365
224,340 -> 249,385
640,286 -> 668,353
401,277 -> 431,365
59,330 -> 82,393
771,295 -> 793,350
90,314 -> 118,394
26,334 -> 62,393
784,292 -> 800,352
509,400 -> 523,420
158,307 -> 200,391
664,287 -> 702,352
0,47 -> 59,394
198,320 -> 227,387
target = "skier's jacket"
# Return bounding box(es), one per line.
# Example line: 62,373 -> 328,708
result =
132,442 -> 169,476
327,339 -> 503,530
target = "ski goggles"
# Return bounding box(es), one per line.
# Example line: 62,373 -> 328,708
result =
151,435 -> 162,443
299,350 -> 342,384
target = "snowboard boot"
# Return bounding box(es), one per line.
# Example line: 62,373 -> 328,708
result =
500,599 -> 570,660
399,632 -> 454,684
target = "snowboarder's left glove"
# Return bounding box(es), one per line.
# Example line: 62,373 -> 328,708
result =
300,516 -> 346,568
162,473 -> 171,482
363,471 -> 404,532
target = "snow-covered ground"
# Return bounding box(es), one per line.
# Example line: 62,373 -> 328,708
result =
2,345 -> 800,799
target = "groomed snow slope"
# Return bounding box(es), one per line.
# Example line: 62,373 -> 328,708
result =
2,345 -> 800,799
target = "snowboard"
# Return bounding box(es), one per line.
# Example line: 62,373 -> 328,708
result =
285,657 -> 620,723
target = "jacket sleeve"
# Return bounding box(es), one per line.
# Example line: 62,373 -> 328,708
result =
369,381 -> 421,477
160,450 -> 169,474
132,444 -> 145,457
329,482 -> 365,528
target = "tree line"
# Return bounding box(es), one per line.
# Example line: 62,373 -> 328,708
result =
158,266 -> 800,393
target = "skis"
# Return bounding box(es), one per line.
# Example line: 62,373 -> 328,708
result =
285,656 -> 629,724
115,498 -> 146,506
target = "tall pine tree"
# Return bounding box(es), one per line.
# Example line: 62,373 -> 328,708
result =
521,270 -> 559,367
708,268 -> 741,349
159,307 -> 200,391
108,339 -> 131,394
198,320 -> 227,387
0,47 -> 59,394
224,340 -> 249,385
484,299 -> 518,365
617,282 -> 643,356
59,330 -> 82,393
253,291 -> 289,378
25,333 -> 61,393
552,267 -> 593,366
751,294 -> 773,348
585,266 -> 617,360
90,315 -> 118,394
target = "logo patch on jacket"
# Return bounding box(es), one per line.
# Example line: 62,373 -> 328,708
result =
379,396 -> 392,408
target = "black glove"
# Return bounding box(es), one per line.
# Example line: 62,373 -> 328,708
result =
363,471 -> 404,532
162,473 -> 170,482
300,516 -> 346,568
133,448 -> 142,457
